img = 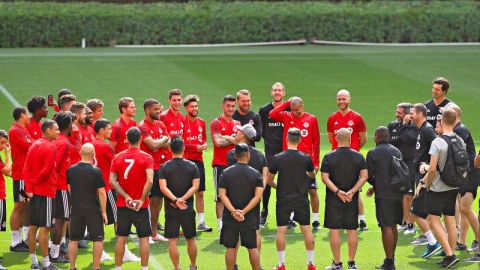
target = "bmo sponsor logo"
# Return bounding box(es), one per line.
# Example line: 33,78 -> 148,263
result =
170,130 -> 183,136
268,122 -> 282,127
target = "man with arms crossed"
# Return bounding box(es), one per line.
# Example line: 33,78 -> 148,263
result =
110,127 -> 154,270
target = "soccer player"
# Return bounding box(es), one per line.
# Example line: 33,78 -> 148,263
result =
26,96 -> 48,141
111,97 -> 137,154
86,98 -> 105,126
388,103 -> 417,235
160,89 -> 185,161
419,109 -> 460,268
410,103 -> 438,251
258,82 -> 289,227
220,143 -> 264,270
69,102 -> 87,153
159,137 -> 200,270
49,89 -> 73,113
0,130 -> 11,270
327,89 -> 368,231
233,89 -> 262,147
67,143 -> 107,270
79,106 -> 95,144
182,95 -> 211,232
110,127 -> 154,270
269,96 -> 321,230
24,120 -> 60,270
366,127 -> 404,270
50,112 -> 79,263
268,128 -> 316,270
8,107 -> 33,252
210,95 -> 240,232
138,99 -> 170,242
58,94 -> 77,113
425,77 -> 454,128
321,128 -> 368,270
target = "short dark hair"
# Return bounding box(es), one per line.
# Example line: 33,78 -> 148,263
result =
27,96 -> 46,114
0,129 -> 8,140
234,143 -> 249,159
118,97 -> 134,114
54,112 -> 73,132
57,89 -> 72,101
94,118 -> 111,134
433,77 -> 450,93
41,119 -> 56,133
287,128 -> 301,144
143,98 -> 160,111
170,136 -> 184,154
86,99 -> 104,112
58,94 -> 76,109
413,103 -> 427,117
168,89 -> 183,100
126,127 -> 141,145
183,95 -> 199,107
13,107 -> 27,121
70,102 -> 86,115
222,95 -> 236,104
374,126 -> 390,143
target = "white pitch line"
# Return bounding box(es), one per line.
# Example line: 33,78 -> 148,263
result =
149,254 -> 165,270
0,84 -> 21,107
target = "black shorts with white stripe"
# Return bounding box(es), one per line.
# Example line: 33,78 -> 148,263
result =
13,180 -> 27,203
106,190 -> 117,225
54,190 -> 71,220
0,199 -> 6,231
29,195 -> 55,228
213,165 -> 227,203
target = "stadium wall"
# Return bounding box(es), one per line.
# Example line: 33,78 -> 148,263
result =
0,1 -> 478,47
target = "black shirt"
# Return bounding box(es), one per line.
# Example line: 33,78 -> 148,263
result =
425,99 -> 453,128
219,163 -> 263,226
413,121 -> 437,173
67,162 -> 105,216
258,103 -> 290,157
158,158 -> 200,213
269,149 -> 315,207
227,145 -> 267,176
320,147 -> 367,206
366,142 -> 404,201
388,121 -> 417,162
232,110 -> 262,147
454,122 -> 476,165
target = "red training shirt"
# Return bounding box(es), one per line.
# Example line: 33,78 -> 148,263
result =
110,117 -> 137,154
54,134 -> 78,191
23,138 -> 57,198
210,115 -> 239,167
160,109 -> 184,161
110,148 -> 154,209
183,117 -> 207,162
138,118 -> 170,170
27,118 -> 43,141
327,110 -> 367,151
69,124 -> 82,153
269,100 -> 321,167
79,124 -> 95,144
0,157 -> 5,199
9,123 -> 33,181
92,138 -> 115,191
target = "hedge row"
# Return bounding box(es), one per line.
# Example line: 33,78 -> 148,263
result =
0,1 -> 478,47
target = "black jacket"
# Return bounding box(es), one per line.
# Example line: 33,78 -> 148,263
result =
388,121 -> 417,162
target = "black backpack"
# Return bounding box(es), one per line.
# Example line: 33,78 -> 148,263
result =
438,134 -> 469,188
390,155 -> 411,192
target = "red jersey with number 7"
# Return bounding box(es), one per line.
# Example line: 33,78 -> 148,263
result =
110,148 -> 154,209
327,110 -> 366,151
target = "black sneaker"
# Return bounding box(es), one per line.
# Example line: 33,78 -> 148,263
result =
347,261 -> 357,270
260,209 -> 268,228
455,242 -> 467,251
10,243 -> 29,252
50,251 -> 69,263
440,254 -> 460,268
312,220 -> 320,231
287,220 -> 297,230
359,220 -> 368,231
20,241 -> 29,249
375,259 -> 395,270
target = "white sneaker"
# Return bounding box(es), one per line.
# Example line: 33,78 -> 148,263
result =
151,234 -> 168,242
404,227 -> 416,235
123,249 -> 140,262
149,237 -> 155,244
100,250 -> 113,261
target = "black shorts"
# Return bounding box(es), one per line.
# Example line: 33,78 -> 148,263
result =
375,199 -> 403,227
0,199 -> 6,231
411,187 -> 428,219
220,222 -> 257,249
191,160 -> 206,192
106,190 -> 118,225
324,202 -> 358,230
276,200 -> 310,227
54,190 -> 71,220
459,169 -> 479,198
427,189 -> 458,217
29,195 -> 54,228
405,160 -> 417,195
70,214 -> 104,242
149,170 -> 163,198
213,165 -> 227,202
164,211 -> 196,239
116,207 -> 152,238
13,180 -> 26,202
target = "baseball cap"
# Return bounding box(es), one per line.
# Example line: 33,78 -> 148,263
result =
236,124 -> 256,140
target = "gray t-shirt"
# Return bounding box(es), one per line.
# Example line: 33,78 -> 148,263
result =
429,132 -> 463,192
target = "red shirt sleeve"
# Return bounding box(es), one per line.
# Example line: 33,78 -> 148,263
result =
55,142 -> 70,175
23,146 -> 34,193
311,117 -> 321,168
139,122 -> 150,139
357,115 -> 367,132
269,100 -> 290,123
10,128 -> 32,152
37,144 -> 56,184
210,119 -> 220,147
326,114 -> 334,133
110,121 -> 119,143
201,120 -> 207,144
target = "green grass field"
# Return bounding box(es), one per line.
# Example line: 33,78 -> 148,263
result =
0,45 -> 480,269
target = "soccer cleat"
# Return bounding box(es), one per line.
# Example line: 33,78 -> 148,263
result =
455,242 -> 467,251
260,209 -> 268,228
440,254 -> 459,268
325,261 -> 343,270
100,250 -> 113,261
275,264 -> 286,270
359,220 -> 368,231
78,240 -> 89,249
464,253 -> 480,263
151,234 -> 168,242
307,263 -> 316,270
312,221 -> 321,231
410,235 -> 428,246
403,224 -> 416,235
30,263 -> 41,270
468,240 -> 479,252
347,261 -> 357,270
287,220 -> 297,230
197,223 -> 213,232
10,243 -> 29,252
421,242 -> 442,259
123,249 -> 141,262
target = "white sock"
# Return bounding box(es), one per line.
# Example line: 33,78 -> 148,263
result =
278,250 -> 286,265
43,256 -> 51,267
312,213 -> 319,222
425,231 -> 437,245
358,215 -> 366,222
198,213 -> 205,224
289,212 -> 294,220
50,244 -> 60,258
11,230 -> 20,246
30,254 -> 38,265
141,267 -> 148,270
48,240 -> 52,248
61,237 -> 66,244
217,218 -> 223,231
23,226 -> 29,242
307,250 -> 315,264
115,267 -> 122,270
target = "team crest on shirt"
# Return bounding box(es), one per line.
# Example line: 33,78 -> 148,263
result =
301,129 -> 308,137
303,122 -> 309,128
348,120 -> 354,126
199,127 -> 203,132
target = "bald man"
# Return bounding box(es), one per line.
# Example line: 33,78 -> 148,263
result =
68,143 -> 107,270
321,128 -> 368,270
